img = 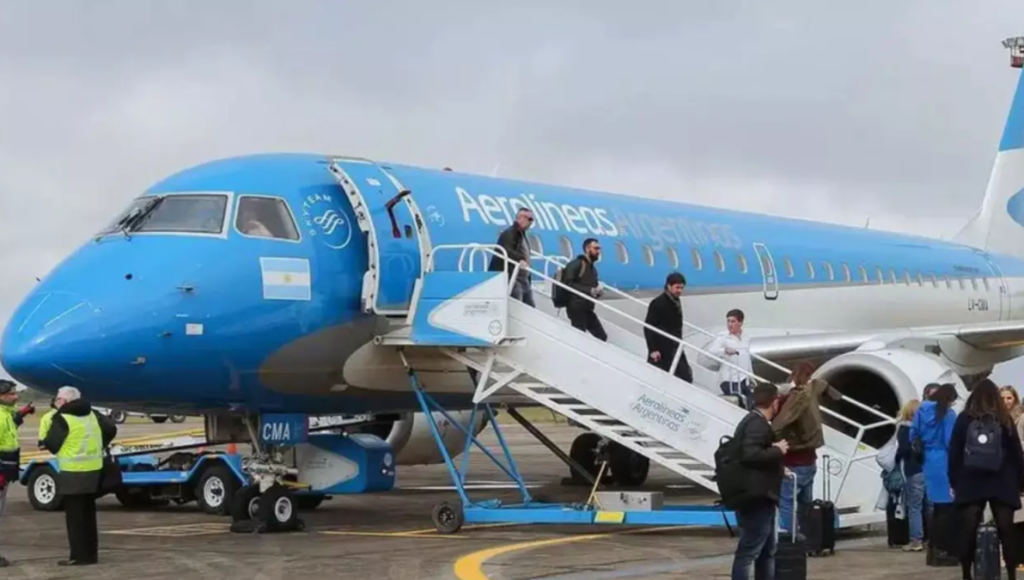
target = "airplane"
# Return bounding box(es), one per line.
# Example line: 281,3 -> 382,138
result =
4,38 -> 1024,508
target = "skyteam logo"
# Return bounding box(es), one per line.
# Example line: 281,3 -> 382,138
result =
301,193 -> 352,250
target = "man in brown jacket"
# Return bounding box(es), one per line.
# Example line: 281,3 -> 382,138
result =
771,361 -> 842,538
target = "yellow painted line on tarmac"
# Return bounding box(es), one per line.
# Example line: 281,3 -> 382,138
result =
453,526 -> 684,580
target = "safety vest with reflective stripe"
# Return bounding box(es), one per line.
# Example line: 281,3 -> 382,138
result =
57,413 -> 103,473
0,405 -> 17,454
0,404 -> 20,477
38,409 -> 57,441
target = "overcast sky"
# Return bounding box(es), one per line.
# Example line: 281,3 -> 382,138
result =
2,1 -> 1024,382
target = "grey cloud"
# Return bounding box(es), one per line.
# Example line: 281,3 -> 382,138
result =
2,1 -> 1023,379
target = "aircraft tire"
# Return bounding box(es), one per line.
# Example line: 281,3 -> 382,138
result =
230,484 -> 261,522
607,442 -> 650,487
258,484 -> 301,532
568,432 -> 602,483
169,415 -> 187,423
151,416 -> 168,424
110,410 -> 127,424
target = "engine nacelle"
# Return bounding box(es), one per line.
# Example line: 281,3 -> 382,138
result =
813,348 -> 968,449
352,410 -> 490,466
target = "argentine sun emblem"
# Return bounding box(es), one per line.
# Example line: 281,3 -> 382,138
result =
302,193 -> 353,250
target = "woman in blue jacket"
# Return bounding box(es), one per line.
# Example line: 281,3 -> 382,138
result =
910,383 -> 959,554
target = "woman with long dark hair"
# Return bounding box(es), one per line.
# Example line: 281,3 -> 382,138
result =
948,378 -> 1024,580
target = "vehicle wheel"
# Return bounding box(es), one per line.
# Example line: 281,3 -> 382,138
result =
27,466 -> 63,511
169,415 -> 187,423
110,410 -> 127,424
258,484 -> 299,532
568,432 -> 602,483
151,416 -> 168,424
608,442 -> 650,487
431,501 -> 464,534
296,495 -> 325,511
230,484 -> 261,522
196,465 -> 240,516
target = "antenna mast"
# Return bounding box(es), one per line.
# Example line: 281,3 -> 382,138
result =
1003,36 -> 1024,68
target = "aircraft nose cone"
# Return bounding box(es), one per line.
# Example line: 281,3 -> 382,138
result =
1,291 -> 100,389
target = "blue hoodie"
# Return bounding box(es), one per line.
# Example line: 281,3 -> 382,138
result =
909,400 -> 957,503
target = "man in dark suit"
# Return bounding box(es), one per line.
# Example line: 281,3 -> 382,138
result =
644,272 -> 693,383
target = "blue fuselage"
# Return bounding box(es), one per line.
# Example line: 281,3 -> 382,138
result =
2,153 -> 1021,414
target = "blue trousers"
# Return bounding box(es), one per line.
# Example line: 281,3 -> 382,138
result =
732,501 -> 777,580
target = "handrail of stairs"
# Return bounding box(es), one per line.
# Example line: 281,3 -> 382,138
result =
445,243 -> 897,505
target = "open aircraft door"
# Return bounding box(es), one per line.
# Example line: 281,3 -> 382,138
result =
327,157 -> 432,316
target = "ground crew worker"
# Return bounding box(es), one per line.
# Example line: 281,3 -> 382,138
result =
42,386 -> 116,567
0,379 -> 34,568
38,397 -> 57,449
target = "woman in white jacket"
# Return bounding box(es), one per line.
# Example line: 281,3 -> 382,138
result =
706,309 -> 754,409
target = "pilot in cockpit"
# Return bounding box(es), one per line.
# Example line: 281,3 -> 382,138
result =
239,205 -> 274,238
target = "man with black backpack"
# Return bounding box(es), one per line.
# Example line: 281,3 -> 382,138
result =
716,383 -> 789,580
553,238 -> 607,342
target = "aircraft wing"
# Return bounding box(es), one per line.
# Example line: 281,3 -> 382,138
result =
744,320 -> 1024,368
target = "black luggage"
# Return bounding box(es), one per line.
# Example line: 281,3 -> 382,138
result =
776,473 -> 808,580
885,496 -> 910,547
800,457 -> 836,557
973,522 -> 1001,580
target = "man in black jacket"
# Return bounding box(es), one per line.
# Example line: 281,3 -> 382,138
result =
488,208 -> 535,307
560,238 -> 607,341
731,383 -> 788,580
43,386 -> 117,566
643,272 -> 693,383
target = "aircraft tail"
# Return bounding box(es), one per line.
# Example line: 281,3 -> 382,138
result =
954,37 -> 1024,258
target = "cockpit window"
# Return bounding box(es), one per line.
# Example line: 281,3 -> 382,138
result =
102,194 -> 228,235
235,196 -> 300,241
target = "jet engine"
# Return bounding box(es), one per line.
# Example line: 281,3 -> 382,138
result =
351,410 -> 490,466
813,348 -> 968,449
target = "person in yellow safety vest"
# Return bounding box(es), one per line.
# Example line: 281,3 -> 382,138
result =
41,386 -> 116,567
37,397 -> 57,449
0,379 -> 35,568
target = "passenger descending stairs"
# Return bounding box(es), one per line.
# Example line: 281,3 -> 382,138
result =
379,266 -> 890,528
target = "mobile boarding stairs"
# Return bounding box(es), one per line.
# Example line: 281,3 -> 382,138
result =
376,243 -> 896,533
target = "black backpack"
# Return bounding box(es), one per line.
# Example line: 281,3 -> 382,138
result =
552,259 -> 585,309
964,414 -> 1003,473
714,414 -> 756,510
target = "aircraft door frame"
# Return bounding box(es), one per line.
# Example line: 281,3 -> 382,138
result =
751,242 -> 779,300
327,158 -> 430,316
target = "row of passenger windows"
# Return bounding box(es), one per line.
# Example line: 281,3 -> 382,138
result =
103,194 -> 301,241
526,233 -> 992,291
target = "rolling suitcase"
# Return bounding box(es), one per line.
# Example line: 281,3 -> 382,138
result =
800,456 -> 836,557
885,496 -> 910,547
776,472 -> 808,580
973,522 -> 1001,580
